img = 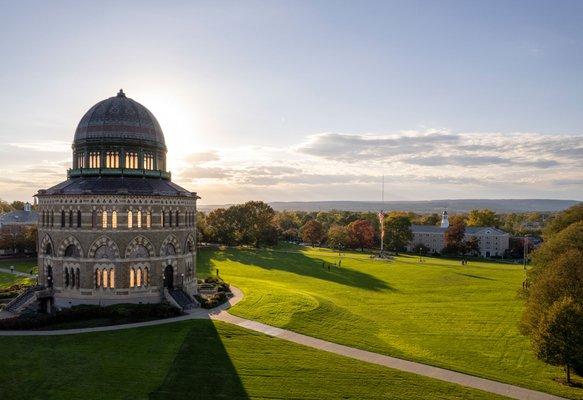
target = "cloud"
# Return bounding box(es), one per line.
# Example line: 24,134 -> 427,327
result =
183,151 -> 221,163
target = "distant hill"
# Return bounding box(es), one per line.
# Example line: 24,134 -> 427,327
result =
199,199 -> 580,214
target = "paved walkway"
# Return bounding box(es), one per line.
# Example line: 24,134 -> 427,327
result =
0,287 -> 567,400
0,267 -> 36,277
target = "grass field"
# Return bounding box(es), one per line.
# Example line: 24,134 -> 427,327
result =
0,258 -> 37,274
0,273 -> 34,290
198,245 -> 583,399
0,319 -> 503,400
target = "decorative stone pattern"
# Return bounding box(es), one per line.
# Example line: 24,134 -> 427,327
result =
35,91 -> 198,308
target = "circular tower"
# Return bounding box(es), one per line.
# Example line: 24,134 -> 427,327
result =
35,90 -> 198,309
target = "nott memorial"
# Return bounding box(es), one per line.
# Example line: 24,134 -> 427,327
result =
35,90 -> 199,310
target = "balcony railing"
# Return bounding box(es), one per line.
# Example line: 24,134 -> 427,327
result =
67,168 -> 171,180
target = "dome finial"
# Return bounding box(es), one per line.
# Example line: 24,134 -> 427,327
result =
117,88 -> 125,97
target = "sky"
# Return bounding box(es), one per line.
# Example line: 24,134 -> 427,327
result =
0,0 -> 582,204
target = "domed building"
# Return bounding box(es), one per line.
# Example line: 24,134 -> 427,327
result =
34,89 -> 199,310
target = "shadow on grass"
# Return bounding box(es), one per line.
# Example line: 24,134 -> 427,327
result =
455,273 -> 496,281
199,247 -> 393,292
150,320 -> 249,399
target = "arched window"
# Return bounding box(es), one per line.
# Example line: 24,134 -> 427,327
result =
146,211 -> 151,228
92,210 -> 97,228
45,243 -> 52,256
137,210 -> 142,228
175,211 -> 179,227
64,244 -> 80,258
77,210 -> 82,228
164,244 -> 176,256
69,210 -> 73,227
109,268 -> 115,289
169,210 -> 173,227
144,154 -> 154,170
112,211 -> 117,229
102,211 -> 108,228
102,269 -> 109,289
106,151 -> 120,168
77,152 -> 85,168
61,210 -> 65,227
127,211 -> 133,229
144,267 -> 149,287
70,268 -> 76,288
76,267 -> 80,288
95,269 -> 101,288
136,268 -> 142,287
130,268 -> 135,288
64,268 -> 70,287
89,152 -> 100,168
125,152 -> 138,169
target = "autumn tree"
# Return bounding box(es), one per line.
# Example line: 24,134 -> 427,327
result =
467,209 -> 500,227
347,219 -> 375,251
443,215 -> 466,254
532,297 -> 583,384
383,215 -> 413,254
300,220 -> 324,246
10,201 -> 25,211
205,208 -> 237,245
327,225 -> 350,250
543,204 -> 583,239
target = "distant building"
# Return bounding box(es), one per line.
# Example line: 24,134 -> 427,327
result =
0,203 -> 38,256
407,211 -> 510,257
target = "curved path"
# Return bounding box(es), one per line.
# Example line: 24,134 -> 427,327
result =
0,287 -> 566,400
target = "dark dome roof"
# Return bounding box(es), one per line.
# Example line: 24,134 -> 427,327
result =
74,89 -> 165,148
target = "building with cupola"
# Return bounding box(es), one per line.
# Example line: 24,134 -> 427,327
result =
31,89 -> 198,311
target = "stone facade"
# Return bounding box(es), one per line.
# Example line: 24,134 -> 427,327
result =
35,90 -> 199,309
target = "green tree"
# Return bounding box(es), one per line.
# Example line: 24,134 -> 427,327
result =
327,225 -> 350,250
467,209 -> 500,227
347,219 -> 375,251
300,220 -> 324,246
464,236 -> 480,256
543,203 -> 583,239
10,201 -> 25,210
532,297 -> 583,384
205,208 -> 236,245
383,215 -> 413,254
0,199 -> 12,213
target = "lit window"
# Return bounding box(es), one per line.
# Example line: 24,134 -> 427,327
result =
109,268 -> 115,289
146,211 -> 151,228
102,269 -> 108,288
125,152 -> 138,169
137,210 -> 142,228
102,211 -> 108,228
144,267 -> 149,287
130,268 -> 135,288
161,211 -> 164,227
137,268 -> 142,287
77,153 -> 85,168
128,211 -> 133,229
89,152 -> 100,168
105,151 -> 120,168
112,211 -> 117,228
144,154 -> 154,170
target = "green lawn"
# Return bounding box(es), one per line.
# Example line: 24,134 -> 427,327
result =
0,258 -> 37,274
0,272 -> 34,290
0,320 -> 503,400
198,246 -> 583,399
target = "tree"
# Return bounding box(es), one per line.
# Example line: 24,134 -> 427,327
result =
383,215 -> 413,254
464,236 -> 480,256
532,297 -> 583,384
205,208 -> 236,245
543,204 -> 583,239
347,219 -> 375,251
273,211 -> 300,237
14,226 -> 37,254
282,228 -> 299,242
443,215 -> 466,255
327,225 -> 350,250
238,201 -> 277,247
0,199 -> 12,213
467,209 -> 500,227
10,201 -> 25,211
300,220 -> 324,246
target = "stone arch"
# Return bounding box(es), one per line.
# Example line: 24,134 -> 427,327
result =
160,234 -> 181,256
40,234 -> 54,256
58,236 -> 84,258
183,232 -> 195,254
125,235 -> 155,258
88,236 -> 120,259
